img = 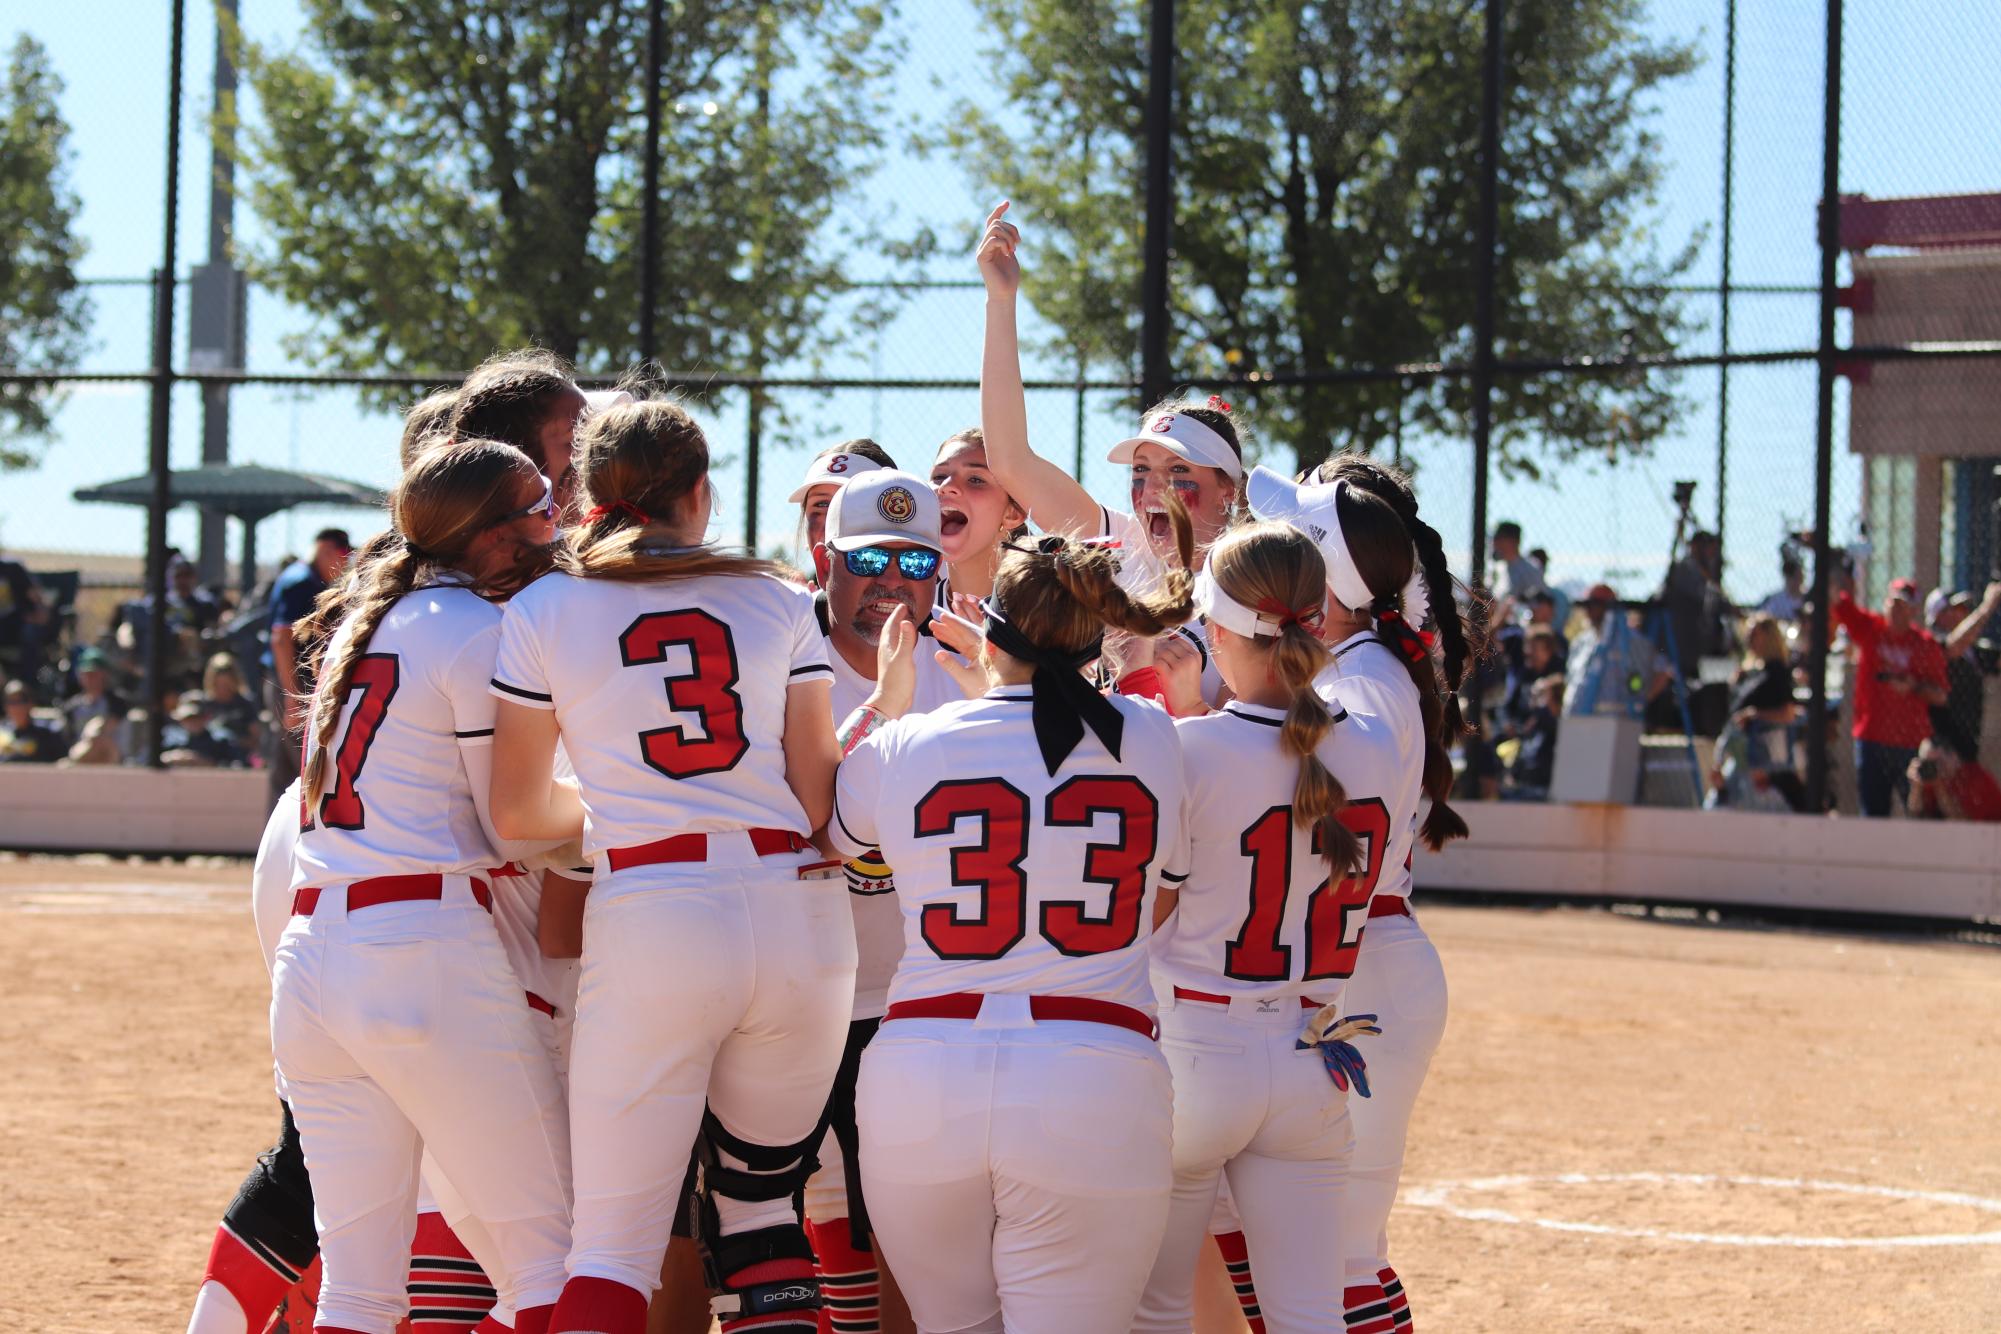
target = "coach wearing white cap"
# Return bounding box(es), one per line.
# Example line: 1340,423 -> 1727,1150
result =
804,468 -> 968,1324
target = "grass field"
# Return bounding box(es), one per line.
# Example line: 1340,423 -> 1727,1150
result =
3,851 -> 1998,1332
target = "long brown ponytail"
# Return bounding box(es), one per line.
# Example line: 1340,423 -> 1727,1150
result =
1328,480 -> 1470,850
561,399 -> 788,584
301,440 -> 545,808
1206,522 -> 1363,874
992,494 -> 1197,655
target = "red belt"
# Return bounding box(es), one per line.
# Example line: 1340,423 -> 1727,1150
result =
884,992 -> 1157,1041
606,827 -> 809,874
525,991 -> 556,1018
489,861 -> 529,878
292,874 -> 491,917
1173,986 -> 1317,1010
1369,896 -> 1410,919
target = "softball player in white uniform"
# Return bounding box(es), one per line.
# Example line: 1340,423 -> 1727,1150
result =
1249,462 -> 1474,1334
1133,522 -> 1401,1334
489,398 -> 856,1334
831,522 -> 1195,1334
270,441 -> 575,1334
975,203 -> 1241,599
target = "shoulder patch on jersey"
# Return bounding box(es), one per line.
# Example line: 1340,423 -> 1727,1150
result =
877,485 -> 917,524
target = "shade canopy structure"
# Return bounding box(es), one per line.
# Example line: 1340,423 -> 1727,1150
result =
74,462 -> 386,591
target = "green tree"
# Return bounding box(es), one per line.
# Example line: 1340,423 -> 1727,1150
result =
227,1 -> 900,382
949,0 -> 1700,475
0,33 -> 90,469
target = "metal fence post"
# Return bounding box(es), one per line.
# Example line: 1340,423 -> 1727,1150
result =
1805,0 -> 1842,813
144,0 -> 187,769
1469,0 -> 1505,589
637,0 -> 664,365
1715,0 -> 1736,562
1138,0 -> 1176,410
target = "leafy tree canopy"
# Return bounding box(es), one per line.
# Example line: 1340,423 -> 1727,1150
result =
0,33 -> 90,469
947,0 -> 1700,475
228,0 -> 902,387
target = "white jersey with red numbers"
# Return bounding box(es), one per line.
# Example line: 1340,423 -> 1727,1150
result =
1315,630 -> 1424,906
291,582 -> 509,891
832,687 -> 1187,1013
823,604 -> 968,1021
1152,700 -> 1407,1003
492,569 -> 833,867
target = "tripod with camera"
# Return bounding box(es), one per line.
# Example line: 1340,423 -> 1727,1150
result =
1646,480 -> 1708,806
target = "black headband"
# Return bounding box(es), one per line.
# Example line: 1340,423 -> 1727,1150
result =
981,592 -> 1122,776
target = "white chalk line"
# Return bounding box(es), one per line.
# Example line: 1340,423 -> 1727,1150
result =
1401,1172 -> 2001,1248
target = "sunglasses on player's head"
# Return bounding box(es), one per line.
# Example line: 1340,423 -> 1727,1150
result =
497,473 -> 556,524
842,545 -> 942,581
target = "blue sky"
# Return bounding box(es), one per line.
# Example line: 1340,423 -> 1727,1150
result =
5,0 -> 2000,604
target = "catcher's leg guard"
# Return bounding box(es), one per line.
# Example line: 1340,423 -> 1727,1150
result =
697,1110 -> 826,1333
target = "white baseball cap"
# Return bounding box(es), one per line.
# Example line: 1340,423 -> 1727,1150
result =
788,449 -> 887,503
823,470 -> 944,553
581,388 -> 635,416
1107,409 -> 1244,480
1245,465 -> 1377,613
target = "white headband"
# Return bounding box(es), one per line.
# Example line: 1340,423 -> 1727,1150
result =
1195,569 -> 1324,639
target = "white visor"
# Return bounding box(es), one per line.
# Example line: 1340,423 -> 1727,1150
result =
581,388 -> 636,416
788,450 -> 887,504
1244,466 -> 1377,614
1108,410 -> 1244,480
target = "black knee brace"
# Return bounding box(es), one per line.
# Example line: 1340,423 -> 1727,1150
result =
695,1106 -> 825,1208
220,1100 -> 319,1273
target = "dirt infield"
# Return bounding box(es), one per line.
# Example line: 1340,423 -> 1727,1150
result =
3,851 -> 1998,1332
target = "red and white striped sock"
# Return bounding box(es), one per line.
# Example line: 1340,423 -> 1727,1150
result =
1377,1266 -> 1413,1331
804,1217 -> 880,1334
1343,1276 -> 1396,1334
547,1275 -> 649,1334
408,1212 -> 497,1332
1211,1231 -> 1267,1334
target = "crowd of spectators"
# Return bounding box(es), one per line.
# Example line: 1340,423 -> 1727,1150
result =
0,530 -> 353,773
1460,519 -> 2001,821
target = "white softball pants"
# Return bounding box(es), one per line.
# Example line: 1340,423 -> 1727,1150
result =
1337,912 -> 1448,1293
562,855 -> 857,1297
270,881 -> 573,1334
1132,993 -> 1354,1334
857,1005 -> 1175,1334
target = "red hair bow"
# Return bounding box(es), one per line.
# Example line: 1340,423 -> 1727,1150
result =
1376,609 -> 1429,664
584,500 -> 652,526
1206,395 -> 1232,413
1256,596 -> 1324,632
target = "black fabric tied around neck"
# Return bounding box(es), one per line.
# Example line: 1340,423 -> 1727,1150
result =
981,594 -> 1121,777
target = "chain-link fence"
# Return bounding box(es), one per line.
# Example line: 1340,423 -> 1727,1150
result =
4,0 -> 1998,795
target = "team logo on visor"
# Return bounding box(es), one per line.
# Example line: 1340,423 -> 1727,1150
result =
1151,414 -> 1176,433
878,485 -> 917,524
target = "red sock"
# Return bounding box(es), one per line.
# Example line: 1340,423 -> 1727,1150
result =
195,1223 -> 302,1331
409,1212 -> 497,1332
547,1276 -> 648,1334
1211,1231 -> 1267,1334
1377,1266 -> 1412,1331
804,1217 -> 880,1334
1343,1276 -> 1396,1334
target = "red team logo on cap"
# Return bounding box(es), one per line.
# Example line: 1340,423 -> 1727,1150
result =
1151,414 -> 1176,434
827,453 -> 852,474
878,485 -> 917,524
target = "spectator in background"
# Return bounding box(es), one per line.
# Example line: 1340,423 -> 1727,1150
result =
263,528 -> 352,804
1712,614 -> 1807,812
1760,557 -> 1807,623
0,550 -> 50,684
1661,529 -> 1730,734
1507,675 -> 1565,799
1833,574 -> 1947,816
161,692 -> 245,769
202,652 -> 260,755
61,647 -> 127,742
1492,521 -> 1547,604
1565,583 -> 1673,718
117,554 -> 222,688
0,680 -> 64,763
63,714 -> 120,766
1927,583 -> 2001,766
1526,589 -> 1570,663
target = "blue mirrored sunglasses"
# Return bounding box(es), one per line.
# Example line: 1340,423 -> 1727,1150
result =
842,545 -> 941,581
